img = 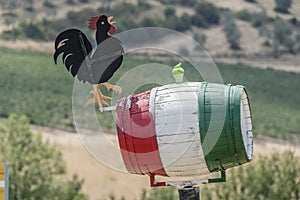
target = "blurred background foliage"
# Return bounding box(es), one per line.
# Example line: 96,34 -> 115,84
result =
1,0 -> 300,56
0,115 -> 88,200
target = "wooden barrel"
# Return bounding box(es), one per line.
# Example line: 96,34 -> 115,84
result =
116,82 -> 253,177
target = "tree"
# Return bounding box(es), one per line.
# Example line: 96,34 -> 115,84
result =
236,9 -> 252,22
179,46 -> 190,56
140,17 -> 159,27
141,187 -> 177,200
273,17 -> 294,55
222,11 -> 241,50
164,7 -> 176,19
202,151 -> 300,199
294,33 -> 300,52
2,12 -> 18,26
0,0 -> 34,10
194,2 -> 220,25
193,33 -> 207,51
0,114 -> 88,200
175,13 -> 191,31
193,33 -> 207,45
274,0 -> 292,13
251,11 -> 268,28
191,14 -> 208,28
0,0 -> 19,10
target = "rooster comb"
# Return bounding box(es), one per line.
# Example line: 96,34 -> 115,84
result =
88,15 -> 103,30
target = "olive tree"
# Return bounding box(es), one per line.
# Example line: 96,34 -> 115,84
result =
222,11 -> 241,50
0,115 -> 88,200
202,151 -> 300,200
274,0 -> 292,13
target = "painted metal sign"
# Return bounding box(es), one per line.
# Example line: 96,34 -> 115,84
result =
0,163 -> 8,200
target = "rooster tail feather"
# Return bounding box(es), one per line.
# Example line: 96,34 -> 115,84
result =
53,29 -> 93,77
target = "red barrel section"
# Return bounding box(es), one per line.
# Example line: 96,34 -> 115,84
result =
116,90 -> 167,176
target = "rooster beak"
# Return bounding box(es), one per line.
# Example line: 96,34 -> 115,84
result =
108,16 -> 116,25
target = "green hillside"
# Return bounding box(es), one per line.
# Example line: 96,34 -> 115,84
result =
0,47 -> 299,139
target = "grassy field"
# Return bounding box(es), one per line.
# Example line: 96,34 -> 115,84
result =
0,47 -> 299,139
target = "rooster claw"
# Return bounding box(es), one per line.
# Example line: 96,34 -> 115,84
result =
112,85 -> 122,94
84,97 -> 110,108
88,90 -> 113,99
84,85 -> 112,108
102,82 -> 122,94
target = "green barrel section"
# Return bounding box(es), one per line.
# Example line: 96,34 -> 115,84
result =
198,82 -> 253,172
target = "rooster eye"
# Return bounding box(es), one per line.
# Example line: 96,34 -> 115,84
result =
101,21 -> 104,25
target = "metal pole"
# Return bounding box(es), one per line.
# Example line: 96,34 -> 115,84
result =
178,186 -> 200,200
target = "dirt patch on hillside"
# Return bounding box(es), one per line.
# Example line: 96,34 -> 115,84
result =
214,55 -> 300,73
31,125 -> 300,200
0,40 -> 53,53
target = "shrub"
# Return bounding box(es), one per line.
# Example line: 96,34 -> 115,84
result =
140,17 -> 159,27
258,25 -> 272,38
22,22 -> 45,40
176,13 -> 191,31
0,0 -> 19,10
1,18 -> 66,41
117,17 -> 138,31
163,15 -> 178,30
137,0 -> 152,10
164,7 -> 176,19
0,115 -> 88,200
236,9 -> 252,21
179,46 -> 190,56
66,8 -> 97,27
193,33 -> 207,45
290,17 -> 298,25
273,17 -> 294,54
43,1 -> 56,8
202,151 -> 300,199
179,0 -> 196,7
194,1 -> 220,25
191,14 -> 208,28
65,0 -> 75,4
193,33 -> 207,50
274,0 -> 292,14
25,6 -> 34,12
251,11 -> 268,27
294,33 -> 300,52
2,12 -> 18,26
222,11 -> 241,50
157,0 -> 196,7
141,187 -> 177,200
110,2 -> 148,17
1,21 -> 46,41
161,14 -> 192,31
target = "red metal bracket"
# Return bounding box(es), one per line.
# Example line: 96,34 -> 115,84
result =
150,175 -> 166,187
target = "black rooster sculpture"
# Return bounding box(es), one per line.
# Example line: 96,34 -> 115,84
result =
54,15 -> 124,108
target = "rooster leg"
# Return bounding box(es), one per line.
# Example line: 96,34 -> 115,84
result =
101,82 -> 122,94
84,85 -> 111,108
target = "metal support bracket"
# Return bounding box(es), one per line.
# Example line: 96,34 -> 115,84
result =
208,170 -> 226,183
149,170 -> 226,187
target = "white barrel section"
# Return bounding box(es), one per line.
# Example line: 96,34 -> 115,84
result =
240,90 -> 253,161
150,82 -> 210,177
